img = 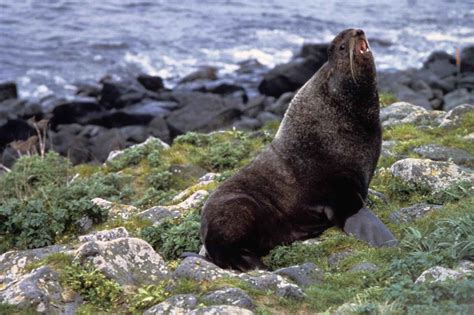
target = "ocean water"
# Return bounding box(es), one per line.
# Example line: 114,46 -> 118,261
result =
1,0 -> 473,99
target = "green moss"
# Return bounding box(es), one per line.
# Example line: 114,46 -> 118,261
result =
379,92 -> 398,107
128,282 -> 172,313
0,303 -> 37,315
24,252 -> 73,273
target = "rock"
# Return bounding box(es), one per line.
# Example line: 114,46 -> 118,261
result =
0,266 -> 64,314
439,104 -> 474,129
256,111 -> 280,125
179,66 -> 218,83
137,74 -> 165,92
457,260 -> 474,274
298,43 -> 329,60
367,189 -> 389,206
78,227 -> 129,243
49,126 -> 91,165
84,111 -> 155,128
166,92 -> 241,135
0,119 -> 36,150
328,250 -> 354,269
390,158 -> 474,192
187,305 -> 254,315
195,81 -> 247,102
422,51 -> 457,78
106,136 -> 169,162
137,206 -> 180,225
74,216 -> 93,233
203,287 -> 254,309
458,73 -> 474,90
410,80 -> 434,102
74,82 -> 101,98
389,203 -> 443,223
49,101 -> 102,130
443,89 -> 474,111
74,237 -> 169,286
233,117 -> 262,130
147,116 -> 171,143
91,198 -> 138,220
461,45 -> 474,73
381,140 -> 398,158
415,266 -> 464,284
241,95 -> 266,117
144,294 -> 198,315
380,102 -> 428,126
413,144 -> 474,167
258,56 -> 324,98
348,262 -> 378,272
0,82 -> 18,102
0,99 -> 43,122
266,92 -> 294,116
124,100 -> 176,117
99,81 -> 145,109
391,85 -> 432,109
0,245 -> 69,286
274,263 -> 323,287
174,257 -> 304,299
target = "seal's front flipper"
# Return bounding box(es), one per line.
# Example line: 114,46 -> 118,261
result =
343,208 -> 398,247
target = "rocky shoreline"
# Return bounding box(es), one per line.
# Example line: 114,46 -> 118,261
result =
1,43 -> 474,168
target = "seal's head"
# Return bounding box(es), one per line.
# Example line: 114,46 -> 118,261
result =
327,28 -> 376,87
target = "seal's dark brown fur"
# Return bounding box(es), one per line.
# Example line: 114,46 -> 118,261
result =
200,29 -> 396,271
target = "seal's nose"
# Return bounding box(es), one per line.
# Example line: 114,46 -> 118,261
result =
355,29 -> 364,36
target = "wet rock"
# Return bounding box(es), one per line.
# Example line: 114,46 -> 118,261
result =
124,100 -> 176,117
461,45 -> 474,73
274,263 -> 323,287
422,51 -> 457,78
74,237 -> 169,286
298,43 -> 329,60
258,56 -> 324,98
78,227 -> 129,243
203,287 -> 254,309
389,203 -> 443,223
147,116 -> 171,143
0,119 -> 36,151
233,116 -> 262,130
88,128 -> 127,162
166,92 -> 241,134
443,89 -> 474,111
0,245 -> 69,286
195,81 -> 247,102
174,257 -> 304,299
348,262 -> 378,272
50,126 -> 91,164
137,74 -> 165,92
266,91 -> 294,116
438,104 -> 474,129
241,95 -> 266,118
413,144 -> 474,167
0,266 -> 64,314
188,305 -> 254,315
0,81 -> 18,102
390,158 -> 474,192
91,198 -> 138,220
144,294 -> 198,315
256,111 -> 280,124
415,266 -> 464,284
49,101 -> 102,130
99,81 -> 145,109
179,66 -> 218,83
328,249 -> 354,269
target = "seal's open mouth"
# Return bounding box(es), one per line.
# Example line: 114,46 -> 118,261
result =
356,38 -> 370,54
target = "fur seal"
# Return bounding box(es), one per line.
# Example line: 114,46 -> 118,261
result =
200,29 -> 397,271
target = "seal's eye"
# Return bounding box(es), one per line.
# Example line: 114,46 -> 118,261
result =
340,44 -> 346,51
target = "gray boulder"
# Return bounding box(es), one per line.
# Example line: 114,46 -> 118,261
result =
390,158 -> 474,192
174,257 -> 304,299
439,104 -> 474,129
267,92 -> 294,116
78,227 -> 129,243
348,262 -> 378,272
188,305 -> 254,315
389,203 -> 443,223
380,102 -> 443,127
144,294 -> 198,315
0,82 -> 18,102
415,266 -> 464,284
203,287 -> 254,309
74,237 -> 169,286
0,266 -> 64,314
413,144 -> 473,167
0,245 -> 69,286
443,89 -> 474,111
274,263 -> 323,287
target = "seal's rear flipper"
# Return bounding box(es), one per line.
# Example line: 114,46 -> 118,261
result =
343,207 -> 398,247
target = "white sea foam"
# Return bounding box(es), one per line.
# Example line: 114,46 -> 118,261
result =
124,52 -> 160,76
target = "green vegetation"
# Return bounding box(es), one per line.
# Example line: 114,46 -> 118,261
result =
141,211 -> 201,260
379,92 -> 398,107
